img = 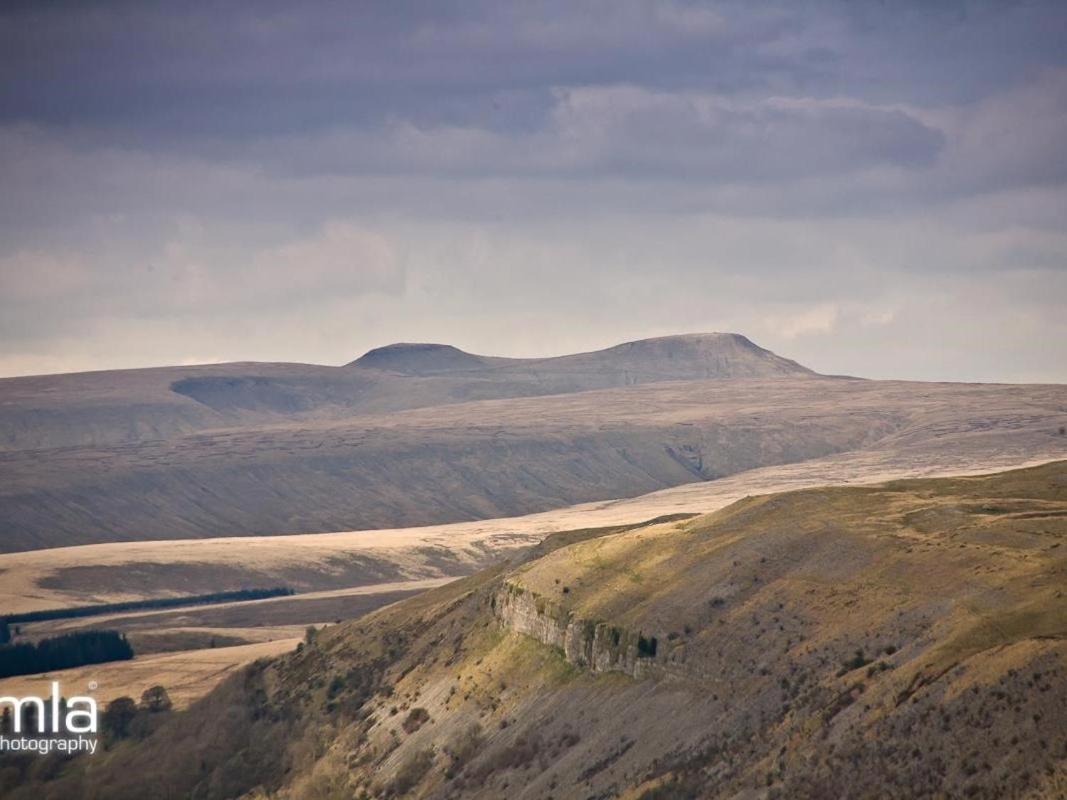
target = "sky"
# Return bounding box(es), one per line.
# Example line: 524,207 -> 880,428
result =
1,1 -> 1065,382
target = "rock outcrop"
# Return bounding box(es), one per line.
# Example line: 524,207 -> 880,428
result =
492,581 -> 663,679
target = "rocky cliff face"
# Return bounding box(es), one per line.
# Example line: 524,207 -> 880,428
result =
491,581 -> 664,679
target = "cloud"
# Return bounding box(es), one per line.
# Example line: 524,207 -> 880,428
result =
0,1 -> 1065,381
0,249 -> 91,302
245,222 -> 404,303
859,307 -> 896,327
547,86 -> 945,179
143,222 -> 406,311
244,86 -> 944,183
936,68 -> 1067,194
0,219 -> 403,348
764,304 -> 839,339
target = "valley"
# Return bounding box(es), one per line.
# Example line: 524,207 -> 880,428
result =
0,334 -> 1064,799
1,335 -> 1065,552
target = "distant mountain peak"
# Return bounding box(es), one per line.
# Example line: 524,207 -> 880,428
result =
541,332 -> 814,379
349,333 -> 814,380
606,331 -> 766,353
347,342 -> 491,375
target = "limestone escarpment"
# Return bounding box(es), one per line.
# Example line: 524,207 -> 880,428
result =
491,581 -> 663,679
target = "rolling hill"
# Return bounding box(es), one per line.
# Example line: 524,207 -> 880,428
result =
7,461 -> 1064,799
0,333 -> 1065,552
0,333 -> 810,452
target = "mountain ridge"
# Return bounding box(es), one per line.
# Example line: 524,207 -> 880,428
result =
0,332 -> 817,453
1,333 -> 1063,553
345,332 -> 816,379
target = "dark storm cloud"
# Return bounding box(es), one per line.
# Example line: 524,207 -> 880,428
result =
0,1 -> 1065,381
0,0 -> 1060,184
5,1 -> 1060,140
244,89 -> 945,181
0,1 -> 790,138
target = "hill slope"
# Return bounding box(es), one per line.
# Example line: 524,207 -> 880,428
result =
0,333 -> 813,452
1,333 -> 1064,552
2,376 -> 1065,551
9,461 -> 1065,799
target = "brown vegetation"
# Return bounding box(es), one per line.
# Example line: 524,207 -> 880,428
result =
2,333 -> 1064,553
2,461 -> 1064,799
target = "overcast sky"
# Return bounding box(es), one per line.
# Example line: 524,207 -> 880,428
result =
1,1 -> 1065,381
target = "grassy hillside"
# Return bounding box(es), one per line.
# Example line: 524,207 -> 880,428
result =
6,462 -> 1065,799
2,332 -> 1064,552
2,371 -> 1065,551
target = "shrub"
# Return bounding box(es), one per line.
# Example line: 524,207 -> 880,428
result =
402,707 -> 430,734
866,661 -> 893,678
103,696 -> 138,739
837,649 -> 871,676
482,732 -> 544,772
388,748 -> 434,796
446,723 -> 484,775
139,685 -> 172,713
327,674 -> 346,699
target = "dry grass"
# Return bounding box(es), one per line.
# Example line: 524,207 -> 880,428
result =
0,639 -> 298,709
5,462 -> 1067,799
288,460 -> 1067,799
0,580 -> 455,713
2,372 -> 1065,552
2,450 -> 1063,616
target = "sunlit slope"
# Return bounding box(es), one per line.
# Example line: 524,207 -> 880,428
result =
2,331 -> 1063,552
17,462 -> 1065,799
2,374 -> 1065,551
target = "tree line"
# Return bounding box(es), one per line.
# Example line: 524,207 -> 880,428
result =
0,630 -> 133,678
1,586 -> 294,626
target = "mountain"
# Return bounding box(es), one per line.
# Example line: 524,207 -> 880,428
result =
0,333 -> 815,453
347,342 -> 514,374
0,333 -> 1065,552
347,333 -> 812,381
522,332 -> 814,380
12,462 -> 1065,799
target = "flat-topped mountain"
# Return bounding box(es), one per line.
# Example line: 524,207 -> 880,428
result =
346,333 -> 813,381
526,332 -> 814,380
0,332 -> 1064,552
348,342 -> 509,374
0,333 -> 812,452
